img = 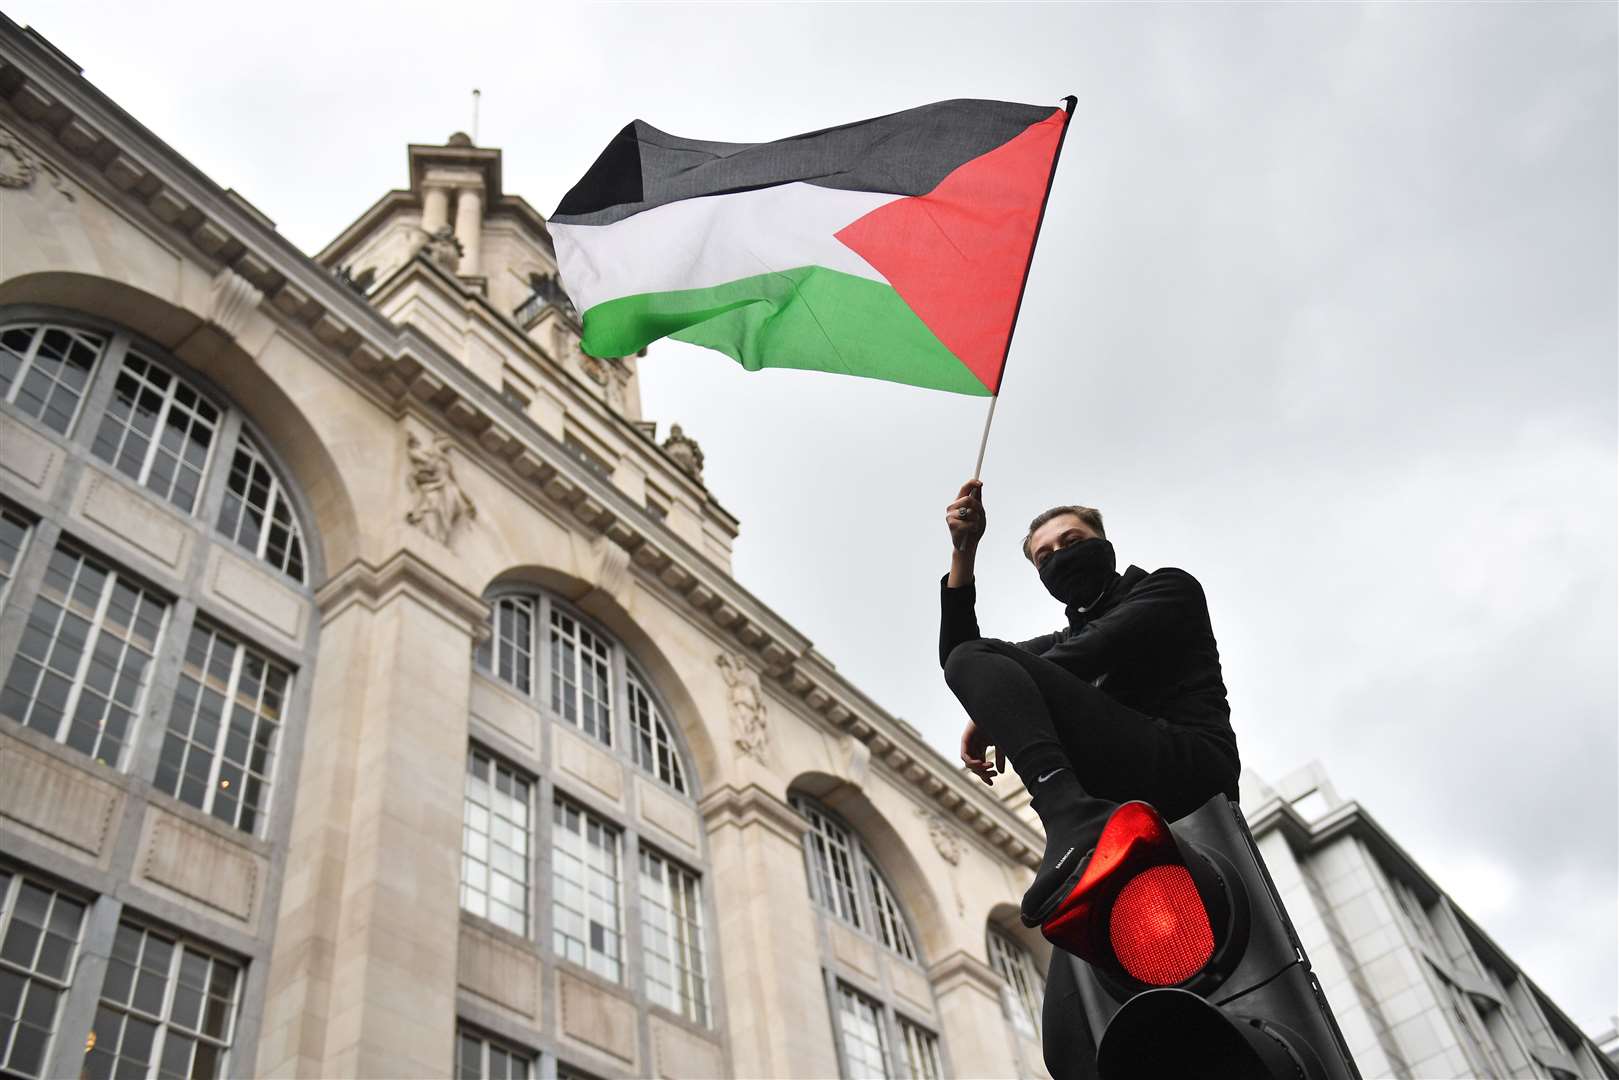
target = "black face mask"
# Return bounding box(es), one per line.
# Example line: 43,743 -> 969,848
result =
1038,538 -> 1116,607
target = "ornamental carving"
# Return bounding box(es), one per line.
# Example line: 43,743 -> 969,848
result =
917,809 -> 964,865
416,224 -> 463,272
716,652 -> 769,765
404,431 -> 476,546
578,350 -> 609,386
662,424 -> 705,482
0,125 -> 74,201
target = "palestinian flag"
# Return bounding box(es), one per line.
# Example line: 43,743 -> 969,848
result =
550,97 -> 1073,397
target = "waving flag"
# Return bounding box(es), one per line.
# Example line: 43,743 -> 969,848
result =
550,98 -> 1073,396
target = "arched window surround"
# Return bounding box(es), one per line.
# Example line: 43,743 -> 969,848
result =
0,305 -> 323,589
474,587 -> 698,800
0,304 -> 323,846
789,793 -> 923,966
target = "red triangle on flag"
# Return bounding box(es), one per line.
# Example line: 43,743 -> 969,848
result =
835,108 -> 1067,394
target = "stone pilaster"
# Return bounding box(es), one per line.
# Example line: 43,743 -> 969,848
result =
256,552 -> 488,1078
421,185 -> 450,235
454,187 -> 483,277
929,949 -> 1025,1079
700,784 -> 839,1079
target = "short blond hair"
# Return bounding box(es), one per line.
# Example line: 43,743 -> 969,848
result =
1022,505 -> 1106,561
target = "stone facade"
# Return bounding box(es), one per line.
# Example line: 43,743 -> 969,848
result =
0,20 -> 1056,1080
1243,763 -> 1617,1080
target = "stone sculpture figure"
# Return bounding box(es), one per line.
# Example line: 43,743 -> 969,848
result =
716,652 -> 769,764
663,424 -> 705,482
405,431 -> 476,546
418,224 -> 463,272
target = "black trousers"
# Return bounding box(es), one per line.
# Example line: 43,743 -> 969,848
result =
943,638 -> 1240,1080
942,637 -> 1237,821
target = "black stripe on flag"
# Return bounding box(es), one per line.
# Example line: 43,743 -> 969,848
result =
552,98 -> 1054,227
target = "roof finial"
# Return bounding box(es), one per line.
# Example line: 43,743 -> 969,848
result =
471,88 -> 481,146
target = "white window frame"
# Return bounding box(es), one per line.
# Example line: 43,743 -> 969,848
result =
91,350 -> 222,516
476,596 -> 535,695
549,607 -> 613,746
454,1024 -> 535,1080
460,748 -> 533,936
0,506 -> 33,611
898,1016 -> 944,1080
794,796 -> 923,964
628,667 -> 686,794
0,868 -> 89,1080
834,981 -> 892,1080
639,846 -> 709,1026
86,922 -> 241,1080
551,798 -> 623,982
0,321 -> 107,436
215,432 -> 307,583
2,543 -> 169,769
987,926 -> 1044,1039
156,620 -> 290,836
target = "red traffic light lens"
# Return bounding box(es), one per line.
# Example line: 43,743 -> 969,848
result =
1108,863 -> 1215,985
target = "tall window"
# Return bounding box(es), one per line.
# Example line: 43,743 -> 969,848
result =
84,923 -> 240,1080
795,798 -> 863,929
455,1025 -> 534,1080
476,597 -> 535,694
1,543 -> 167,768
987,927 -> 1044,1039
866,868 -> 917,963
628,669 -> 686,794
155,622 -> 289,835
552,801 -> 622,981
639,848 -> 708,1025
899,1018 -> 944,1080
92,350 -> 220,515
0,869 -> 88,1080
549,610 -> 612,745
0,323 -> 104,435
475,592 -> 695,796
0,508 -> 31,608
835,983 -> 891,1080
215,433 -> 306,583
461,750 -> 531,935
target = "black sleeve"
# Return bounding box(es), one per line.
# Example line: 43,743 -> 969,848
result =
939,575 -> 983,667
1036,569 -> 1203,681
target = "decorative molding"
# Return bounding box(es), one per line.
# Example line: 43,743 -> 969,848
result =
0,122 -> 73,200
699,783 -> 807,845
404,430 -> 476,547
315,549 -> 491,638
662,423 -> 705,482
927,949 -> 1007,1000
841,734 -> 871,790
716,652 -> 769,765
206,266 -> 263,340
591,533 -> 631,600
916,807 -> 964,866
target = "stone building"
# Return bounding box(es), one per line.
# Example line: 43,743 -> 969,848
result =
0,20 -> 1060,1080
1240,763 -> 1618,1080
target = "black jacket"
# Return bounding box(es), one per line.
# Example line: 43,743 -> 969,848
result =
939,565 -> 1237,758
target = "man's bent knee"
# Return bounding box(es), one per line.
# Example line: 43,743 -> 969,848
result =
943,638 -> 1016,691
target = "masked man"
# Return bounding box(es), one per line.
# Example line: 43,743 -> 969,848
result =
939,480 -> 1241,1065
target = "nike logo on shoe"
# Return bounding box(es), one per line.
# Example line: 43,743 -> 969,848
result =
1037,769 -> 1064,783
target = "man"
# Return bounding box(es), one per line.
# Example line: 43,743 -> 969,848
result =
939,480 -> 1240,1068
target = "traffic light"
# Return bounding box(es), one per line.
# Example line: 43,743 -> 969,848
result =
1037,793 -> 1361,1080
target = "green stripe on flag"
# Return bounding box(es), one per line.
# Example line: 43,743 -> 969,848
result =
579,266 -> 991,396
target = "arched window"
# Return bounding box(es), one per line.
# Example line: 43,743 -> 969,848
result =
0,307 -> 319,843
987,925 -> 1045,1039
790,795 -> 920,962
474,590 -> 693,797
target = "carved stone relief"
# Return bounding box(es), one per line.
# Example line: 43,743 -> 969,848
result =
916,807 -> 967,916
415,224 -> 463,272
0,124 -> 74,201
716,652 -> 769,765
404,431 -> 476,547
662,424 -> 705,482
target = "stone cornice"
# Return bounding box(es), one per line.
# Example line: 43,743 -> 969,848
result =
0,18 -> 1043,873
698,783 -> 807,846
926,949 -> 1006,1000
315,550 -> 491,638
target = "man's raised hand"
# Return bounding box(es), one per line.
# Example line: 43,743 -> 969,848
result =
946,479 -> 985,553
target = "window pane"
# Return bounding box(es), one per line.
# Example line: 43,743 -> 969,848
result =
900,1019 -> 944,1080
552,800 -> 621,982
89,925 -> 238,1080
92,352 -> 218,514
640,848 -> 709,1025
837,984 -> 891,1080
987,927 -> 1044,1039
0,323 -> 105,434
0,544 -> 167,768
792,797 -> 864,929
549,609 -> 610,746
628,670 -> 687,794
0,873 -> 87,1080
214,434 -> 306,582
460,751 -> 530,935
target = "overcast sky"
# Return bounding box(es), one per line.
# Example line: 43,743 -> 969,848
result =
15,0 -> 1614,1038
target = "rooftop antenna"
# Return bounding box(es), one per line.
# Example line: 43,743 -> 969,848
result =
471,88 -> 481,145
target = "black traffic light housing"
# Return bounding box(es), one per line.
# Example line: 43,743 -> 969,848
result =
1043,793 -> 1361,1080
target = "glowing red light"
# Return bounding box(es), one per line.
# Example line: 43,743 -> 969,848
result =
1108,864 -> 1215,986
